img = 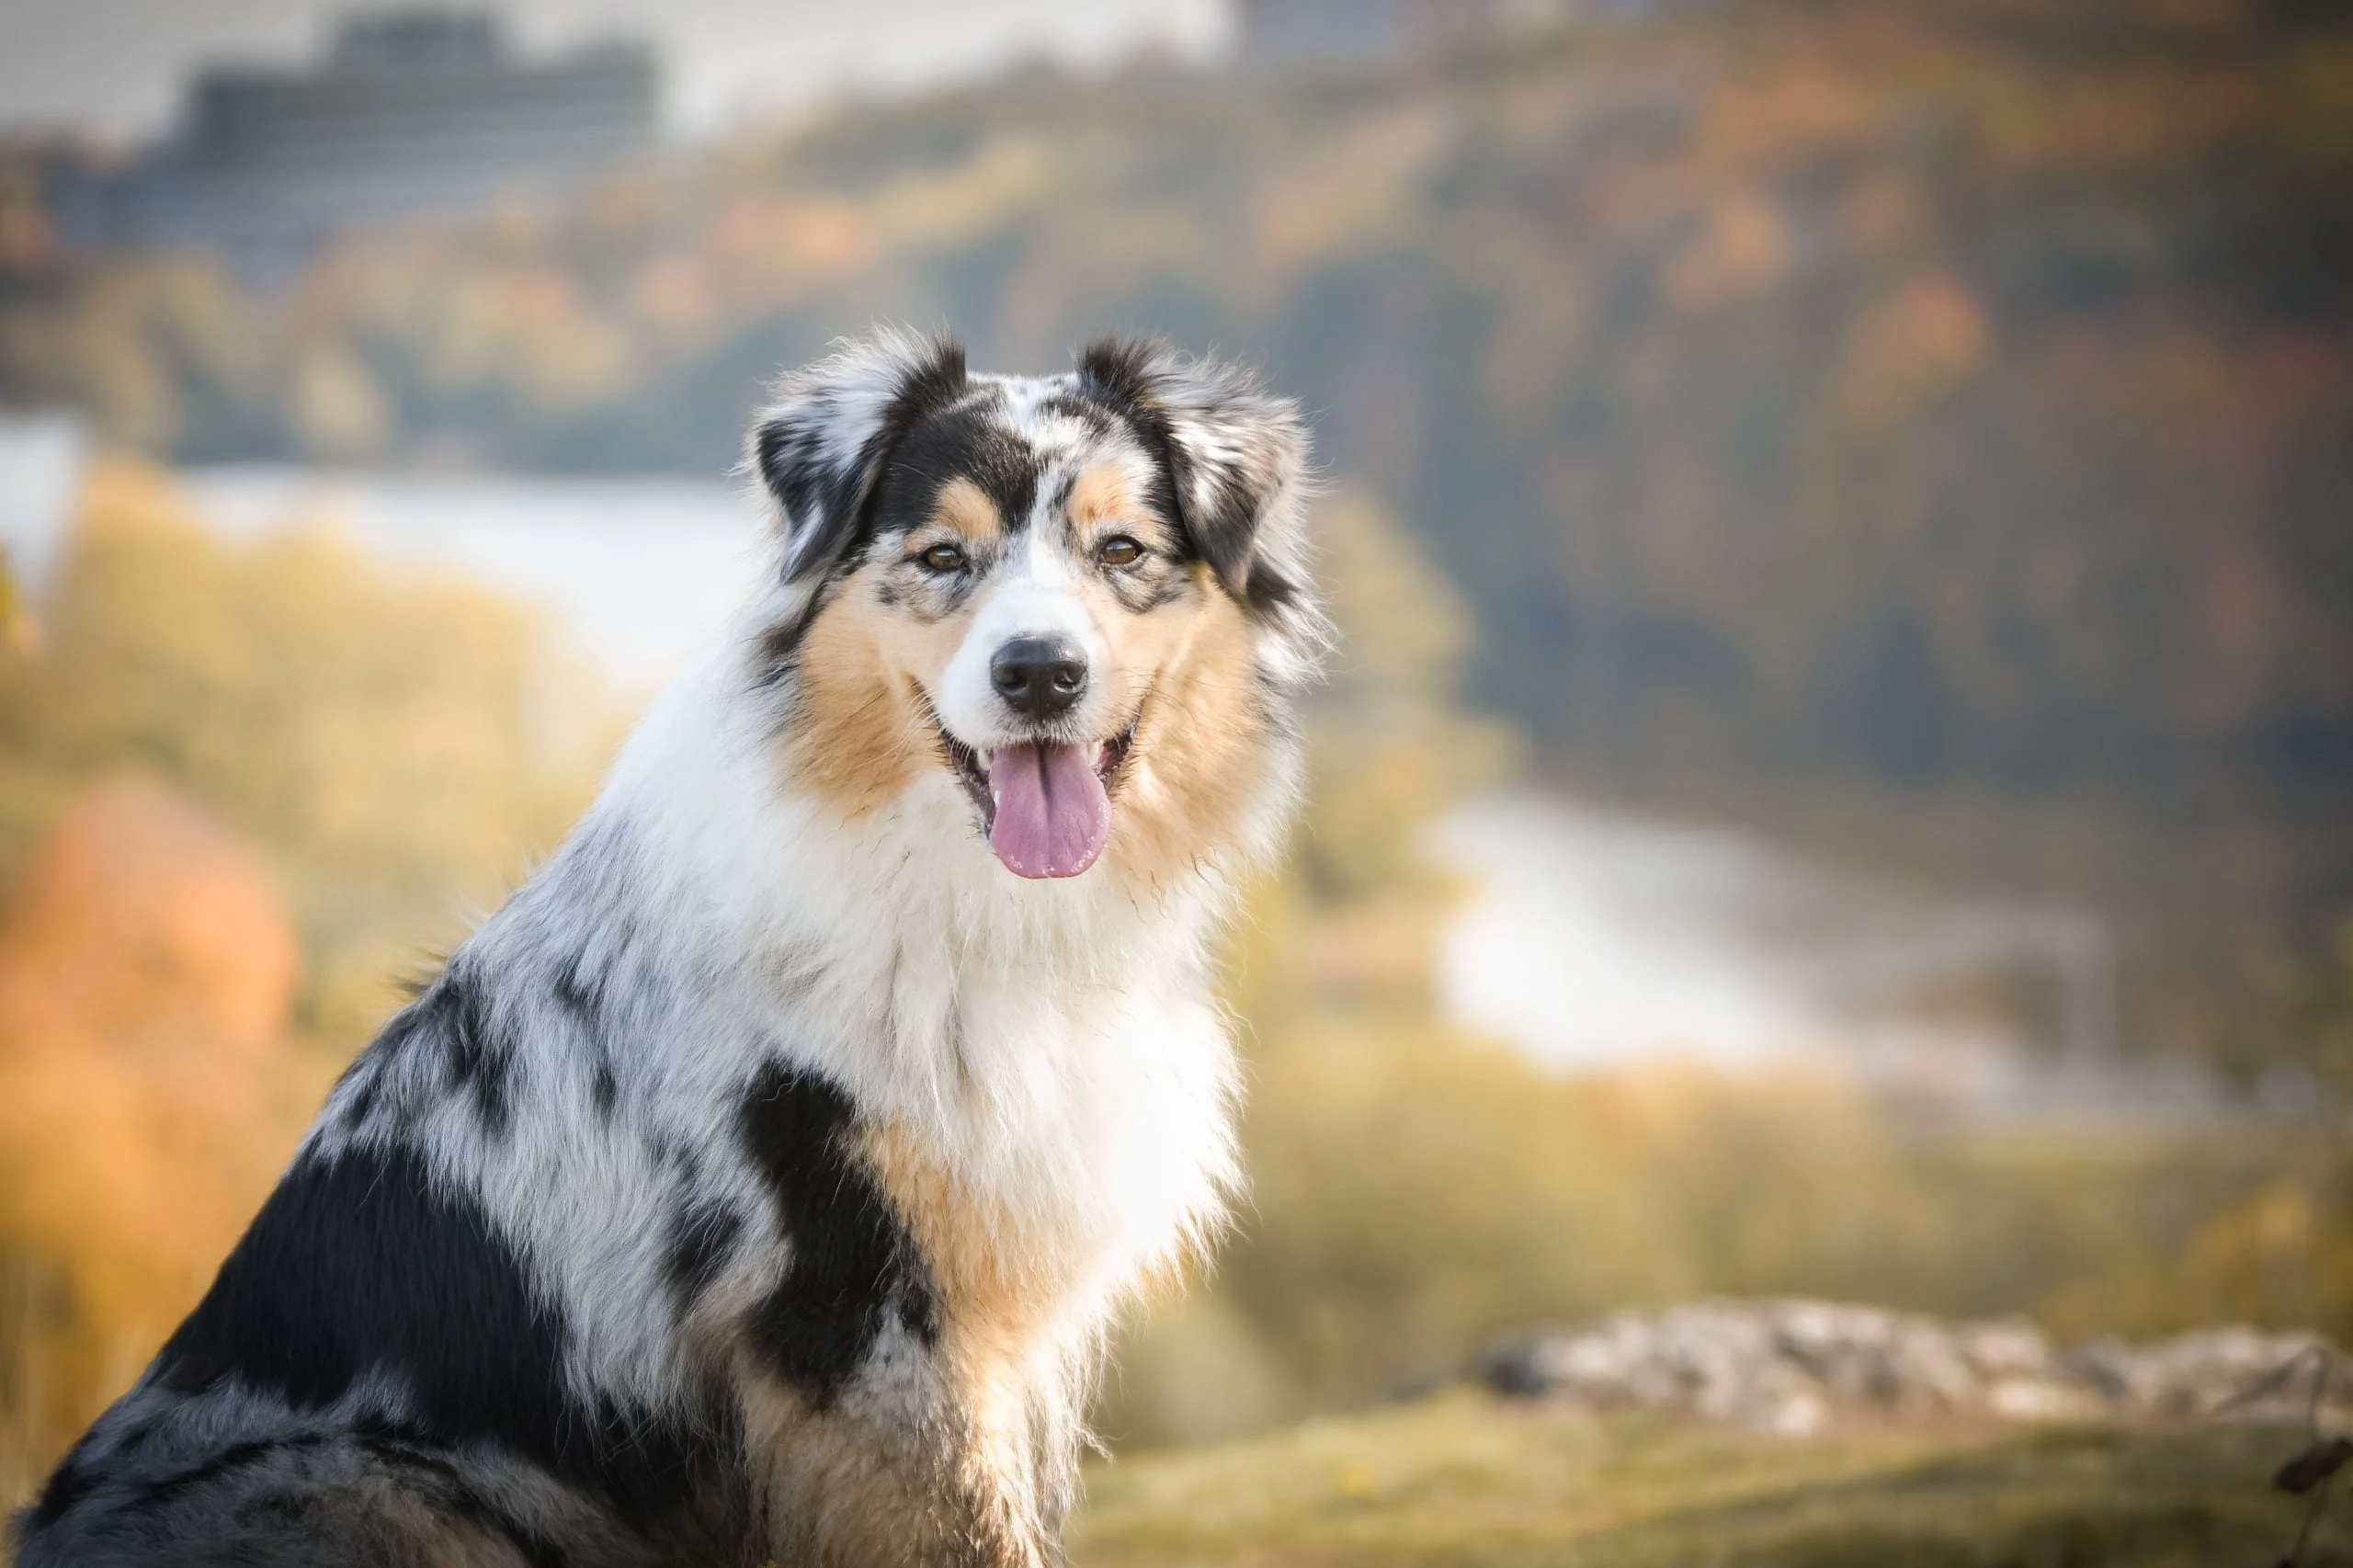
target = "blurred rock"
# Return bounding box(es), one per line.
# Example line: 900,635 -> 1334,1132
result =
1482,1301 -> 2342,1433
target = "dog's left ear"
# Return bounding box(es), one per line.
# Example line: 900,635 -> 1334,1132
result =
751,328 -> 969,583
1076,337 -> 1313,619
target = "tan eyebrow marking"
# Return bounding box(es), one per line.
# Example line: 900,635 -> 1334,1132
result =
1066,465 -> 1170,550
929,476 -> 1003,542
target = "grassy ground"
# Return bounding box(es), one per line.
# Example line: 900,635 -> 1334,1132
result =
1073,1391 -> 2351,1567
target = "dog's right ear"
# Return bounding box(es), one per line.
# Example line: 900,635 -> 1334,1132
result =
749,329 -> 968,583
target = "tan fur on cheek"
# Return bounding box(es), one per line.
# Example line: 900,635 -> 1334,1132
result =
1104,572 -> 1270,881
786,576 -> 941,819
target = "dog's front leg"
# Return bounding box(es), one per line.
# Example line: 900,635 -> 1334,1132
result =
743,1380 -> 1053,1568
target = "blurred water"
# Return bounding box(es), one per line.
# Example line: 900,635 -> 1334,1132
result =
1434,791 -> 2143,1112
0,415 -> 86,594
177,467 -> 767,687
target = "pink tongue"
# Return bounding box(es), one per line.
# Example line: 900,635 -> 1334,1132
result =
986,743 -> 1110,880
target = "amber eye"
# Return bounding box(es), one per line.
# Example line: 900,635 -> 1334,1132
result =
920,542 -> 968,573
1097,535 -> 1144,568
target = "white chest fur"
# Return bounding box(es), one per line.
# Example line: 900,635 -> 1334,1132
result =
760,853 -> 1242,1336
598,657 -> 1245,1343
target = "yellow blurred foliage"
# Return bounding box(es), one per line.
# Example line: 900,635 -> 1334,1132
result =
0,464 -> 620,1501
0,460 -> 617,1041
0,781 -> 330,1503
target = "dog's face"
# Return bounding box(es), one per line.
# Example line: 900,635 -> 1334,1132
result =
751,333 -> 1318,881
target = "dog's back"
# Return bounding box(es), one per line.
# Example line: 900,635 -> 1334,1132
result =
17,984 -> 751,1568
22,1412 -> 737,1568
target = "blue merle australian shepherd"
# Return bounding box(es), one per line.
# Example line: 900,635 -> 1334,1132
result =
15,331 -> 1320,1567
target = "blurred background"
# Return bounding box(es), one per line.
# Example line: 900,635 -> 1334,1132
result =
1,0 -> 2351,1530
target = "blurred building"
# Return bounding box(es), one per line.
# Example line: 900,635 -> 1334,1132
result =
44,10 -> 655,278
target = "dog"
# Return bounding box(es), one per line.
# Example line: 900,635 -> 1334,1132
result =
13,330 -> 1321,1567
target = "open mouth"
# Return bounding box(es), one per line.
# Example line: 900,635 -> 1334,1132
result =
941,718 -> 1137,881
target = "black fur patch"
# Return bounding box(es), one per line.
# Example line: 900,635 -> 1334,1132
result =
871,396 -> 1045,548
228,1489 -> 315,1531
375,969 -> 511,1138
150,1142 -> 729,1532
749,340 -> 972,687
438,971 -> 510,1136
663,1199 -> 745,1308
550,942 -> 627,1122
551,951 -> 601,1015
735,1061 -> 938,1403
1198,467 -> 1302,617
154,1141 -> 557,1415
337,1069 -> 381,1131
1070,340 -> 1188,540
134,1437 -> 313,1510
756,337 -> 970,588
1074,335 -> 1305,620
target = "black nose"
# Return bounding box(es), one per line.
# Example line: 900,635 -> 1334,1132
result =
991,637 -> 1088,720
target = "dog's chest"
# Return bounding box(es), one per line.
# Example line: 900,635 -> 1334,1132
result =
857,971 -> 1236,1344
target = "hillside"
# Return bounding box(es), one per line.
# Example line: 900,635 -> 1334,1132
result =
1072,1392 -> 2347,1567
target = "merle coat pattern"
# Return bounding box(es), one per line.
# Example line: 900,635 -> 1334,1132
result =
14,330 -> 1320,1568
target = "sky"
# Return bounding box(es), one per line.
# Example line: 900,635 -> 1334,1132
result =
0,0 -> 1231,140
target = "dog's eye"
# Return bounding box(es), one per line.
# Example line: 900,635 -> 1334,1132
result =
1097,536 -> 1144,568
919,542 -> 968,574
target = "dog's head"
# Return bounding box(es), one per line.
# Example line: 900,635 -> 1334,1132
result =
749,329 -> 1320,882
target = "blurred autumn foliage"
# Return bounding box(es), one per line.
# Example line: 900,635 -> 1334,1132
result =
0,781 -> 325,1505
0,466 -> 615,1502
0,461 -> 614,1040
